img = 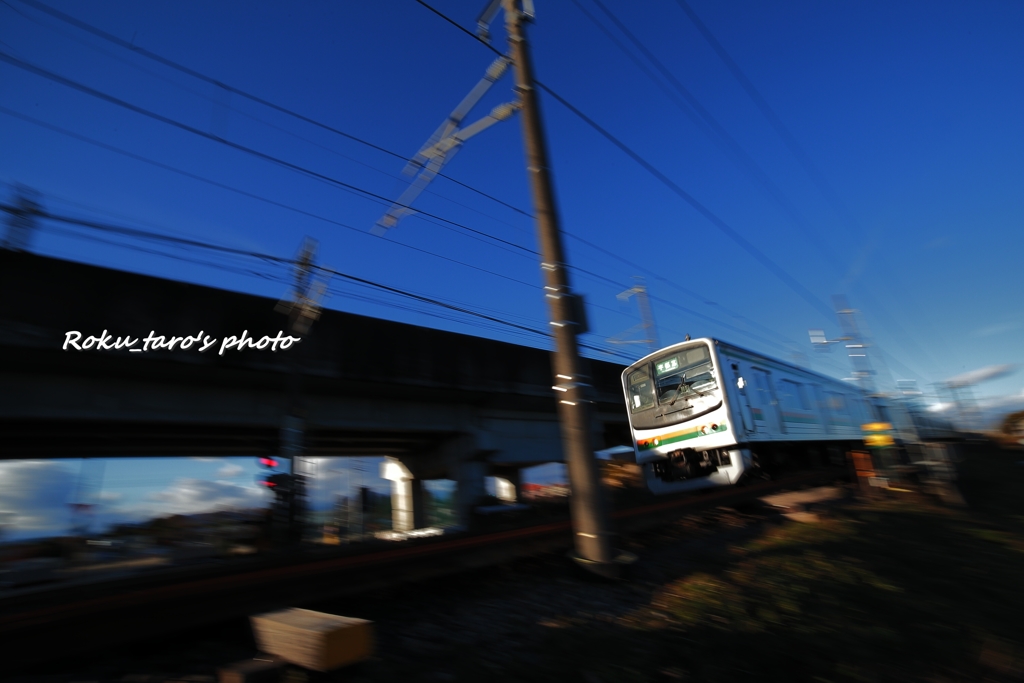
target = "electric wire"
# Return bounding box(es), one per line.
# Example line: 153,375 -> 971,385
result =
0,109 -> 684,346
672,0 -> 947,381
8,0 -> 529,220
0,0 -> 535,238
411,0 -> 837,322
2,101 -> 801,357
578,0 -> 845,272
0,107 -> 543,289
3,203 -> 637,361
410,0 -> 838,354
0,50 -> 534,258
0,13 -> 826,360
7,3 -> 860,373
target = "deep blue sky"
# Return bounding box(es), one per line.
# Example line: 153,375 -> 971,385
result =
3,0 -> 1022,397
3,0 -> 1023,538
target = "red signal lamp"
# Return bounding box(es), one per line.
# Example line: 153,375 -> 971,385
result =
258,456 -> 280,469
256,472 -> 293,492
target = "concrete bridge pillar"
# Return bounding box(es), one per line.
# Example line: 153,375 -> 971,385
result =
455,460 -> 488,527
491,467 -> 522,502
380,457 -> 428,532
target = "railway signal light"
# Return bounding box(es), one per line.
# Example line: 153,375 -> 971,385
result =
258,456 -> 280,469
257,472 -> 293,493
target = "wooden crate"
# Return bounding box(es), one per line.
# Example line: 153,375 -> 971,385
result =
250,608 -> 373,672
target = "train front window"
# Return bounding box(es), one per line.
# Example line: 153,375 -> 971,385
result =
628,367 -> 656,413
653,345 -> 718,406
626,342 -> 724,428
627,343 -> 723,429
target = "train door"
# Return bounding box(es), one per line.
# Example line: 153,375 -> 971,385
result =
729,362 -> 755,435
811,384 -> 831,434
749,368 -> 784,435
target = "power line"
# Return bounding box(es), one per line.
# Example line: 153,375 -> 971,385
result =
412,0 -> 836,322
576,0 -> 845,272
569,0 -> 924,374
673,0 -> 853,227
0,110 -> 690,349
2,100 -> 807,357
0,105 -> 544,290
4,203 -> 636,362
0,0 -> 536,239
9,3 -> 852,369
9,0 -> 529,221
0,17 -> 825,358
671,0 -> 947,380
0,50 -> 534,257
535,82 -> 835,321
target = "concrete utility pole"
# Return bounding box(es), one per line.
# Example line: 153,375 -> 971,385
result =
500,0 -> 618,576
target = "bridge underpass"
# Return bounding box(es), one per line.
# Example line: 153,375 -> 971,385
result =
0,251 -> 635,529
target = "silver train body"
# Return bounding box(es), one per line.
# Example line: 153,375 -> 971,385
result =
621,338 -> 874,495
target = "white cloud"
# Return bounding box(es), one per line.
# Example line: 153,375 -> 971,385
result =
144,478 -> 269,515
217,463 -> 244,478
971,322 -> 1022,338
0,460 -> 78,535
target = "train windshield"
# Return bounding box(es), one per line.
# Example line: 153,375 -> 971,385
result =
653,345 -> 717,405
626,343 -> 722,428
627,366 -> 656,413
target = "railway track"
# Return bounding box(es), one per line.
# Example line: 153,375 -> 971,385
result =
3,468 -> 844,671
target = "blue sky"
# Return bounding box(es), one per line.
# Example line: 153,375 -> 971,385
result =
2,1 -> 1023,534
0,456 -> 558,541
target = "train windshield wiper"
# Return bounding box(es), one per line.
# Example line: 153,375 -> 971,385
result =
666,370 -> 716,406
668,381 -> 690,406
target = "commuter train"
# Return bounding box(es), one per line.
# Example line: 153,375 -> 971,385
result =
621,338 -> 876,494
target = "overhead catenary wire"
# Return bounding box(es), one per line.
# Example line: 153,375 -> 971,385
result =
1,202 -> 637,362
6,2 -> 856,374
0,105 -> 540,289
1,3 -> 828,358
0,50 -> 534,258
7,0 -> 530,220
0,108 -> 738,353
412,0 -> 837,322
0,0 -> 536,238
0,111 -> 780,357
418,0 -> 874,381
670,0 -> 945,382
576,0 -> 846,272
410,0 -> 867,379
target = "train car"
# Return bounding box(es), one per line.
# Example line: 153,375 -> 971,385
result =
621,337 -> 874,494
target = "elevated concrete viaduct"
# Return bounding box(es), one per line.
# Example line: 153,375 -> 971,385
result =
0,251 -> 634,527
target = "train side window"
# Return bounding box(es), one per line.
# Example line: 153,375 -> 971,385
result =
825,392 -> 848,422
776,380 -> 791,408
628,367 -> 656,413
779,379 -> 808,411
794,383 -> 810,411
